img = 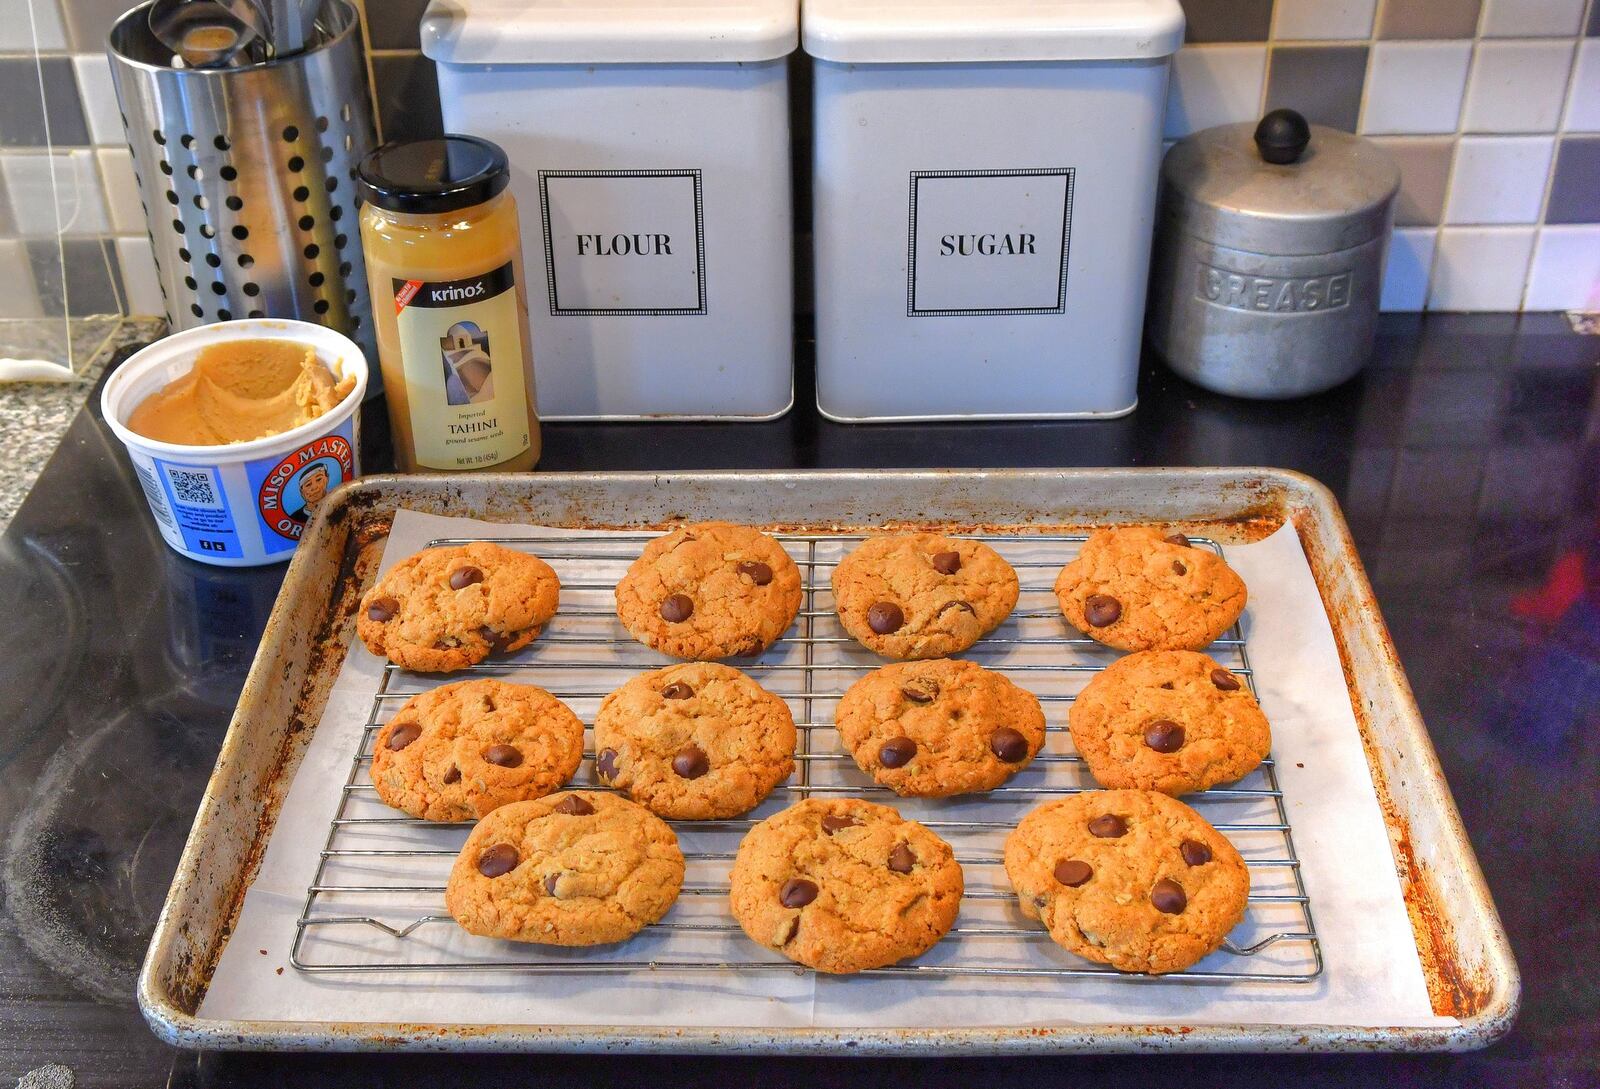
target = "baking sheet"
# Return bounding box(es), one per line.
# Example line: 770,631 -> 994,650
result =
198,509 -> 1454,1029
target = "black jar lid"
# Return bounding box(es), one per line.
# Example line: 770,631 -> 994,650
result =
356,135 -> 509,215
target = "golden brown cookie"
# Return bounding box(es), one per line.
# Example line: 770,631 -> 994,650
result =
1004,789 -> 1249,974
444,791 -> 684,946
1054,527 -> 1246,652
357,542 -> 560,673
370,680 -> 585,821
728,798 -> 963,973
1069,651 -> 1269,795
593,663 -> 796,820
831,533 -> 1019,659
833,658 -> 1046,797
614,522 -> 802,660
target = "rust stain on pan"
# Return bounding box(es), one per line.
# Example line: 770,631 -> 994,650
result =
1290,508 -> 1492,1020
172,503 -> 391,1013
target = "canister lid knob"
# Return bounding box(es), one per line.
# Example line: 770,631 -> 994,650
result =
1254,109 -> 1310,165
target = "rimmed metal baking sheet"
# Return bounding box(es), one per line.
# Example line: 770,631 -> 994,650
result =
137,468 -> 1519,1054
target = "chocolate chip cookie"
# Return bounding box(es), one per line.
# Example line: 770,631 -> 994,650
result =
1069,651 -> 1270,795
614,522 -> 803,660
1003,789 -> 1249,974
371,679 -> 585,821
728,798 -> 963,974
833,658 -> 1046,797
358,542 -> 561,673
593,663 -> 796,820
831,533 -> 1019,659
445,791 -> 685,946
1054,527 -> 1246,652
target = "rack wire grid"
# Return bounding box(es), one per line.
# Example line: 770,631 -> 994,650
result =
291,530 -> 1323,983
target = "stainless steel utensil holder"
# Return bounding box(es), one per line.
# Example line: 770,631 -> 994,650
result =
109,0 -> 377,362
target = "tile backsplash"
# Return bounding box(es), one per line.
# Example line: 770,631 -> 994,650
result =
1,0 -> 1596,321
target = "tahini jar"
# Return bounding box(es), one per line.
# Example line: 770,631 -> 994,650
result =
357,136 -> 540,472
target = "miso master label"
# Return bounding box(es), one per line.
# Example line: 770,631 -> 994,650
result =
907,168 -> 1074,317
392,261 -> 531,471
538,168 -> 706,316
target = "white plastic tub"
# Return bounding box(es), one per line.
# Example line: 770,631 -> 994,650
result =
101,320 -> 367,567
805,0 -> 1184,421
422,0 -> 798,421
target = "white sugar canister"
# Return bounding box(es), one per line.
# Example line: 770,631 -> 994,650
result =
421,0 -> 797,420
805,0 -> 1183,421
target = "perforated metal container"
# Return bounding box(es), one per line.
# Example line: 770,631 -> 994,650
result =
108,0 -> 378,364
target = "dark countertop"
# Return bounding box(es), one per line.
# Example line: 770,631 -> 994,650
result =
2,313 -> 1596,1088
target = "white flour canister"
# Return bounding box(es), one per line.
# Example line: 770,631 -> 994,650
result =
422,0 -> 797,420
805,0 -> 1184,421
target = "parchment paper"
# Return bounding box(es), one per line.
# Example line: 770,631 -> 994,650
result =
199,510 -> 1454,1029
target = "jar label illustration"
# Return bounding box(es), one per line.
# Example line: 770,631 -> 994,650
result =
250,431 -> 356,550
537,169 -> 707,316
906,168 -> 1075,317
392,261 -> 531,470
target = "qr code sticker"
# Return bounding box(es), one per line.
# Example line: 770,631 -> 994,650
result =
165,466 -> 222,507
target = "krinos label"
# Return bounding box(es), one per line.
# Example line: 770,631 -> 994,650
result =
392,261 -> 531,470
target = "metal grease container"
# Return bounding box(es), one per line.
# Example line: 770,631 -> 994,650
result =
1148,109 -> 1399,399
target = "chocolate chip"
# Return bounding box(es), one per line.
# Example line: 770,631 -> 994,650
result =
661,681 -> 694,700
660,594 -> 694,623
900,682 -> 938,704
1159,681 -> 1175,690
1151,878 -> 1187,914
1210,668 -> 1241,691
442,765 -> 461,784
776,916 -> 800,944
1165,533 -> 1192,548
672,744 -> 709,779
553,795 -> 595,815
821,814 -> 860,835
544,873 -> 560,896
1172,560 -> 1187,576
779,878 -> 818,908
867,601 -> 904,634
888,844 -> 916,873
1144,720 -> 1185,753
737,561 -> 774,586
1053,859 -> 1092,887
990,727 -> 1029,762
1180,840 -> 1212,866
476,844 -> 518,878
479,626 -> 515,652
1084,594 -> 1121,627
449,566 -> 484,590
482,743 -> 523,767
385,722 -> 420,750
937,600 -> 976,618
1088,814 -> 1127,838
596,748 -> 619,780
367,596 -> 398,622
878,736 -> 917,768
931,550 -> 962,574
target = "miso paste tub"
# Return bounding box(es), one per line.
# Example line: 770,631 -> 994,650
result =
102,319 -> 368,567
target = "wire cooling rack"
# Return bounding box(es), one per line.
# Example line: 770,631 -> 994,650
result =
290,531 -> 1323,983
